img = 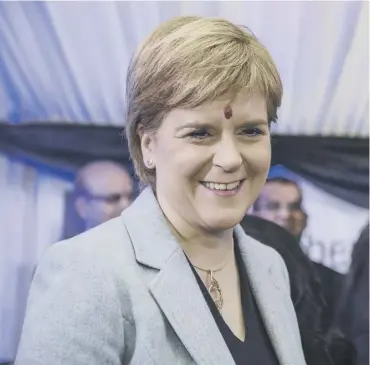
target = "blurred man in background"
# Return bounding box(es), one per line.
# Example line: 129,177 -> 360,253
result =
252,177 -> 343,332
74,160 -> 134,231
62,160 -> 134,239
252,177 -> 307,241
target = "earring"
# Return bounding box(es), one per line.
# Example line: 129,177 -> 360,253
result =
146,159 -> 154,169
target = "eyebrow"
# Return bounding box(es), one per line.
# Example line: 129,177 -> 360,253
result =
239,119 -> 269,127
176,119 -> 268,132
175,122 -> 213,132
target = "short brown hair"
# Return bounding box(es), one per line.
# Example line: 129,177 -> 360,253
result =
125,16 -> 283,185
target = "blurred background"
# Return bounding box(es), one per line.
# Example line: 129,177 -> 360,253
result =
0,1 -> 368,364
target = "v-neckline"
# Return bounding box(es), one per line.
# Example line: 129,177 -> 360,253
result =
186,242 -> 249,344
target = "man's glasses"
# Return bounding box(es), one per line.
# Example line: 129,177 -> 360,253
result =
85,192 -> 132,204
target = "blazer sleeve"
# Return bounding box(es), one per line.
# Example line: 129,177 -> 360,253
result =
15,240 -> 128,365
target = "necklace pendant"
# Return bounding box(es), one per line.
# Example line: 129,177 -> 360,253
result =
207,270 -> 223,310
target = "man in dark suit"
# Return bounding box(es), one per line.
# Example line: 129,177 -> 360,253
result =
336,225 -> 369,365
252,177 -> 343,332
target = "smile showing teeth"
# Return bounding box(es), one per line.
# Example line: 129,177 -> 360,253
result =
202,181 -> 241,191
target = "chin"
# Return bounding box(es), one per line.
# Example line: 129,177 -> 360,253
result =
203,213 -> 244,232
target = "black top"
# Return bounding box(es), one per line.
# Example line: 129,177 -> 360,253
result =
188,243 -> 280,365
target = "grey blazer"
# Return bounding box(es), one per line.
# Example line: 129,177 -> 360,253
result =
15,187 -> 307,365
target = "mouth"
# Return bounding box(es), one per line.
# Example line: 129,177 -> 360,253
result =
200,180 -> 245,192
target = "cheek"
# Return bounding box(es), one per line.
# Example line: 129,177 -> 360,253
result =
101,203 -> 113,215
243,140 -> 271,174
291,211 -> 303,221
262,211 -> 276,220
90,203 -> 103,217
157,142 -> 207,179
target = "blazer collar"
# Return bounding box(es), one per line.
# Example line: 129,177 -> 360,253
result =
121,186 -> 179,269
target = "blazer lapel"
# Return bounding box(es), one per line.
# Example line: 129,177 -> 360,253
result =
234,226 -> 300,365
122,187 -> 235,365
150,248 -> 235,365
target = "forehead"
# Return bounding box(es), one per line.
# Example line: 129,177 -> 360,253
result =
164,90 -> 268,128
259,183 -> 300,202
85,168 -> 132,194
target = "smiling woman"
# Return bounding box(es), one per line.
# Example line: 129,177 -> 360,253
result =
141,90 -> 271,232
15,16 -> 307,365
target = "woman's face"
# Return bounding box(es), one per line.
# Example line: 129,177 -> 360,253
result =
141,89 -> 271,235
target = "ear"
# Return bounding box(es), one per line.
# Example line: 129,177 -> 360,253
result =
138,125 -> 156,167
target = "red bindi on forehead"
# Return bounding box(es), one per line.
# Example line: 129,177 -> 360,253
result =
224,105 -> 233,119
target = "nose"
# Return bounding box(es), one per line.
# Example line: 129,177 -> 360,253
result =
212,136 -> 242,172
275,206 -> 291,221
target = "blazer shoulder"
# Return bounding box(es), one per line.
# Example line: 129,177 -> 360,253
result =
32,217 -> 135,319
45,217 -> 132,268
16,218 -> 132,365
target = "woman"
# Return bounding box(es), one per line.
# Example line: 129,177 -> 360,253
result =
15,16 -> 307,365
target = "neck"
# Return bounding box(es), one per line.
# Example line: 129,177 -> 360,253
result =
157,193 -> 235,269
178,229 -> 234,268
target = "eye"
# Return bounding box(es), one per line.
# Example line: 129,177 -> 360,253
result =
240,127 -> 264,137
187,129 -> 211,140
